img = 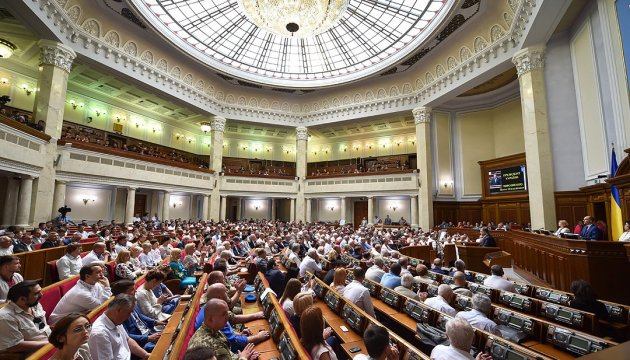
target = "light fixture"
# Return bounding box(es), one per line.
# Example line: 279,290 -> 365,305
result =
152,125 -> 160,133
354,146 -> 359,151
238,0 -> 349,38
409,138 -> 416,145
21,84 -> 31,96
69,99 -> 84,110
390,205 -> 398,212
187,137 -> 194,144
172,201 -> 183,208
133,118 -> 144,128
200,122 -> 211,133
255,205 -> 259,210
0,78 -> 8,84
0,38 -> 17,58
81,195 -> 96,205
176,133 -> 182,140
343,147 -> 347,152
330,206 -> 335,211
95,109 -> 106,117
242,145 -> 248,150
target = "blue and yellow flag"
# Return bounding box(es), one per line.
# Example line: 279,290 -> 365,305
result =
610,146 -> 622,240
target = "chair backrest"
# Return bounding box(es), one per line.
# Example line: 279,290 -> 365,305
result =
47,260 -> 59,284
40,286 -> 61,322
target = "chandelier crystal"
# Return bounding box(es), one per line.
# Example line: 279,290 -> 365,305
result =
0,38 -> 16,59
237,0 -> 349,38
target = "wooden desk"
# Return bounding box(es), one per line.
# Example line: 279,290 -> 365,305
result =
456,245 -> 502,273
161,304 -> 187,335
258,350 -> 281,360
328,318 -> 364,342
391,312 -> 418,332
342,341 -> 368,357
527,343 -> 576,360
399,245 -> 432,265
372,298 -> 400,315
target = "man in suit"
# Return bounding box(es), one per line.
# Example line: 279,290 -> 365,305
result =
430,258 -> 449,275
490,173 -> 501,186
384,215 -> 392,225
479,227 -> 496,247
579,216 -> 602,240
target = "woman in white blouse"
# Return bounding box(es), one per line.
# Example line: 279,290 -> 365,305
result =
554,220 -> 571,237
135,269 -> 171,321
279,278 -> 302,317
619,221 -> 630,242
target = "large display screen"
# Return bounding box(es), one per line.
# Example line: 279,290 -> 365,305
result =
488,165 -> 527,194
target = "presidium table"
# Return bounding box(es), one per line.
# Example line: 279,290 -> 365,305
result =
399,228 -> 630,304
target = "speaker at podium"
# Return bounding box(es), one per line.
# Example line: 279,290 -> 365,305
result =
482,250 -> 513,269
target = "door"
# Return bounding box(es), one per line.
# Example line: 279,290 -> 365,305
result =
134,194 -> 147,218
592,202 -> 608,240
354,201 -> 368,229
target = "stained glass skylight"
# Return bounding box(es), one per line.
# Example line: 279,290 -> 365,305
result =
131,0 -> 454,88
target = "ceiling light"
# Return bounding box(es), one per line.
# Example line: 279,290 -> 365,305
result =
200,122 -> 211,133
238,0 -> 349,38
0,38 -> 17,59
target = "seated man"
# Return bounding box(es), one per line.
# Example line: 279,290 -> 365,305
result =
352,325 -> 399,360
380,263 -> 402,289
451,271 -> 473,297
49,264 -> 112,324
184,346 -> 217,360
56,243 -> 83,280
420,284 -> 457,317
12,234 -> 34,253
188,299 -> 259,360
430,258 -> 449,275
0,280 -> 51,355
456,294 -> 501,336
413,264 -> 438,286
431,318 -> 492,360
82,241 -> 111,266
394,273 -> 421,301
299,248 -> 322,277
365,256 -> 386,283
0,236 -> 13,256
342,267 -> 376,318
88,294 -> 150,360
194,284 -> 269,352
449,260 -> 475,282
0,255 -> 23,302
112,279 -> 164,352
483,265 -> 516,293
288,243 -> 301,268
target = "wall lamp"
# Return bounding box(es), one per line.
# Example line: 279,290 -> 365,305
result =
69,99 -> 84,110
390,205 -> 398,212
95,109 -> 107,117
21,84 -> 32,96
176,133 -> 182,140
0,78 -> 8,85
330,206 -> 335,211
81,196 -> 96,205
172,201 -> 183,208
187,137 -> 194,144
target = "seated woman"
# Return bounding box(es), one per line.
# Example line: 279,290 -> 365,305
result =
569,280 -> 609,321
288,292 -> 314,338
182,243 -> 203,276
153,265 -> 179,314
136,270 -> 172,321
129,245 -> 144,270
279,278 -> 302,317
168,248 -> 197,288
300,306 -> 337,360
554,220 -> 571,237
48,313 -> 92,360
330,268 -> 346,293
115,249 -> 144,280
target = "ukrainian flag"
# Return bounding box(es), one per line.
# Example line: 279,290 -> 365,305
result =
610,146 -> 623,240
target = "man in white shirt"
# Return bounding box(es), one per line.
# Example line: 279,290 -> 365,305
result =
56,243 -> 83,280
394,273 -> 421,301
0,255 -> 23,302
0,280 -> 51,355
0,236 -> 13,256
431,318 -> 492,360
483,265 -> 516,293
352,325 -> 398,360
75,225 -> 90,239
82,242 -> 111,266
421,284 -> 457,317
456,293 -> 501,336
49,264 -> 112,324
342,267 -> 376,318
365,257 -> 386,283
89,294 -> 150,360
288,243 -> 301,268
298,248 -> 322,277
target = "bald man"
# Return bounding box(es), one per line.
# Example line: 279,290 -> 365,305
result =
420,284 -> 457,316
188,299 -> 258,360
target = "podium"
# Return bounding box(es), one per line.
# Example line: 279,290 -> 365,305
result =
482,250 -> 513,269
456,245 -> 502,273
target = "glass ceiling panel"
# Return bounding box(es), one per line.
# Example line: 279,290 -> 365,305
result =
132,0 -> 454,88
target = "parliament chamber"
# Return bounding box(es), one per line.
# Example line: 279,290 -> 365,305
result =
0,0 -> 630,359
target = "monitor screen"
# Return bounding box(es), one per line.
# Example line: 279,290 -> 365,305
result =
512,297 -> 524,305
508,316 -> 524,327
569,336 -> 589,350
557,309 -> 573,321
488,165 -> 527,194
506,350 -> 527,360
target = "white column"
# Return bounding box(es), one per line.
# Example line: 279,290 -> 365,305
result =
125,187 -> 136,224
413,106 -> 434,229
290,198 -> 296,223
235,197 -> 242,221
340,196 -> 347,224
306,198 -> 312,223
512,46 -> 557,229
367,196 -> 374,226
295,127 -> 308,222
15,176 -> 34,227
410,195 -> 419,228
2,177 -> 19,226
220,196 -> 227,221
51,180 -> 67,221
271,198 -> 276,221
202,195 -> 209,221
162,191 -> 170,221
210,117 -> 226,173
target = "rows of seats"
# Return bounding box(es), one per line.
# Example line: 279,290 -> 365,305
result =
393,252 -> 630,342
304,271 -> 430,360
350,269 -> 618,359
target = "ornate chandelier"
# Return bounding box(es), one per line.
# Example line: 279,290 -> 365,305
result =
237,0 -> 349,38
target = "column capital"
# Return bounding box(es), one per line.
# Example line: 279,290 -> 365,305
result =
296,126 -> 308,141
127,186 -> 137,191
211,116 -> 227,132
37,40 -> 76,73
412,107 -> 432,125
163,190 -> 170,194
512,45 -> 546,77
410,195 -> 418,199
55,180 -> 67,185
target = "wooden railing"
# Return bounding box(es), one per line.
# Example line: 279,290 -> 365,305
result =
0,114 -> 51,142
306,168 -> 414,180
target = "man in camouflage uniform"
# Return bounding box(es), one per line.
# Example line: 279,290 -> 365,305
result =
188,299 -> 258,360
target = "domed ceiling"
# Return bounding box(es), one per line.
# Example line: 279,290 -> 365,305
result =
129,0 -> 455,88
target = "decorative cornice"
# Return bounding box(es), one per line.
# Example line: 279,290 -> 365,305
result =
512,45 -> 545,77
211,116 -> 226,132
0,157 -> 42,178
37,39 -> 76,73
295,127 -> 308,141
413,107 -> 432,124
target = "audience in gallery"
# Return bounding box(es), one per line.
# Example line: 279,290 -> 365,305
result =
0,107 -> 46,132
56,243 -> 83,280
49,264 -> 112,325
